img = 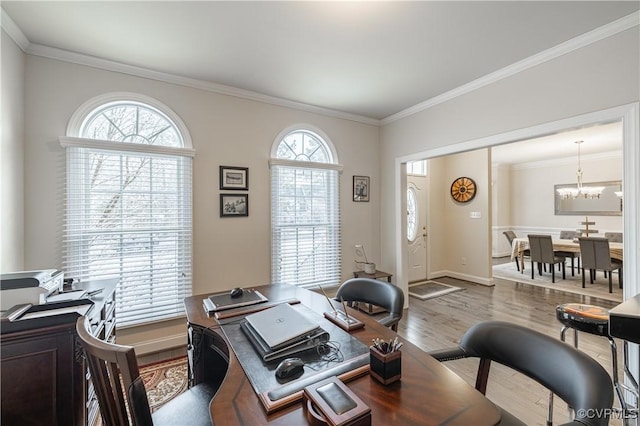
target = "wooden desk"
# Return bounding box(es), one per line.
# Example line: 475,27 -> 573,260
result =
511,237 -> 623,273
184,284 -> 501,425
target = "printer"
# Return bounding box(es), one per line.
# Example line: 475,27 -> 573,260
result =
1,269 -> 64,311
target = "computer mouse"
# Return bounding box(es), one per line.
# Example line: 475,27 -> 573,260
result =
229,287 -> 244,298
275,357 -> 305,380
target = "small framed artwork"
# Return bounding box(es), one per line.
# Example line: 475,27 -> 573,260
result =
353,175 -> 370,202
220,194 -> 249,217
220,166 -> 249,190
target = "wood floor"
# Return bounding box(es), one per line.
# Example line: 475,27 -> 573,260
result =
397,275 -> 624,426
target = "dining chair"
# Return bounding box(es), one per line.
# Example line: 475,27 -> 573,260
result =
527,234 -> 565,283
604,232 -> 623,243
76,317 -> 217,426
503,230 -> 529,271
428,321 -> 613,426
555,230 -> 580,276
578,237 -> 623,293
335,278 -> 404,331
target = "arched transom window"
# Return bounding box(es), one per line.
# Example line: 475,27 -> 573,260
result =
270,127 -> 342,288
61,95 -> 194,327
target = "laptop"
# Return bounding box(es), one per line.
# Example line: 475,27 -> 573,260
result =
245,303 -> 320,350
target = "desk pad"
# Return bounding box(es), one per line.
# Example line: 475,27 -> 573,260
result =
218,303 -> 370,413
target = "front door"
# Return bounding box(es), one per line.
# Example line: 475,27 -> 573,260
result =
407,177 -> 428,283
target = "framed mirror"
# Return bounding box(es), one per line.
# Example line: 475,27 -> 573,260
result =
554,180 -> 622,216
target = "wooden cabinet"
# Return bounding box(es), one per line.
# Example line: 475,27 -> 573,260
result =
1,280 -> 116,426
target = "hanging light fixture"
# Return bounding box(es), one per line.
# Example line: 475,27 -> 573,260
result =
556,140 -> 605,200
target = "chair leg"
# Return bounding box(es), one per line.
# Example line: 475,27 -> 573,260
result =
608,271 -> 613,293
581,268 -> 586,288
514,259 -> 520,272
561,262 -> 565,280
551,264 -> 555,283
531,261 -> 535,279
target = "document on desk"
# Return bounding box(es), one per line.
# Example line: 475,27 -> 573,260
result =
18,303 -> 93,320
217,303 -> 370,414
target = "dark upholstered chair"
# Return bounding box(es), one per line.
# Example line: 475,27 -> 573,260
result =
76,317 -> 217,426
428,321 -> 614,426
335,278 -> 404,331
555,230 -> 580,276
604,232 -> 623,243
503,230 -> 529,271
578,237 -> 623,293
528,234 -> 565,283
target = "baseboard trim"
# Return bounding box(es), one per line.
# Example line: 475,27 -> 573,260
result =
131,333 -> 187,356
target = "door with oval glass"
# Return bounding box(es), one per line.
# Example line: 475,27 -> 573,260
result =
407,177 -> 428,283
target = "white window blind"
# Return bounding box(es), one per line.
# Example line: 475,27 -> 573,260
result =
271,163 -> 341,288
62,99 -> 193,328
64,146 -> 192,326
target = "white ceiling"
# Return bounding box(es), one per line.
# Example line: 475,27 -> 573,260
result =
2,1 -> 638,122
1,1 -> 635,163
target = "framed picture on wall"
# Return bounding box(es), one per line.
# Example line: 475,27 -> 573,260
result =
220,194 -> 248,217
353,176 -> 370,202
220,166 -> 249,190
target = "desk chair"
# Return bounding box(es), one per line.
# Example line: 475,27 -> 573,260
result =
503,230 -> 528,271
528,234 -> 565,283
428,321 -> 613,426
578,237 -> 623,293
335,278 -> 404,331
76,317 -> 217,426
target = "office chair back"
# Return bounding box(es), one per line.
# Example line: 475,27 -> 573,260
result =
76,317 -> 154,426
458,321 -> 613,426
76,317 -> 217,426
335,278 -> 404,331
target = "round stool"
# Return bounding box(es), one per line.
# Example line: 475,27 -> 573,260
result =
553,303 -> 628,422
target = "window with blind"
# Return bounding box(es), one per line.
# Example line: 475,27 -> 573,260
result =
61,99 -> 193,327
271,129 -> 342,288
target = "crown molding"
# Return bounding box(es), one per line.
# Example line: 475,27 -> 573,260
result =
502,150 -> 623,171
23,43 -> 380,127
381,11 -> 640,125
1,8 -> 29,50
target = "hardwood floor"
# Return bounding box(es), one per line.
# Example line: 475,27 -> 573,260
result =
397,275 -> 624,426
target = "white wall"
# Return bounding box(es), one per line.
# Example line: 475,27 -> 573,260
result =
21,55 -> 379,347
1,30 -> 25,272
380,27 -> 639,287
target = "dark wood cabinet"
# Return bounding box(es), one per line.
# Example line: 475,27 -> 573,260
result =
1,280 -> 116,426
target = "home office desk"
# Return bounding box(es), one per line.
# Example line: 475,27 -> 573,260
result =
184,284 -> 501,425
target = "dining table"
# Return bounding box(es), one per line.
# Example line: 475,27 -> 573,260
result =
510,237 -> 623,273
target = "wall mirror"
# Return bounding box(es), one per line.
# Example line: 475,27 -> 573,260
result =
554,180 -> 622,216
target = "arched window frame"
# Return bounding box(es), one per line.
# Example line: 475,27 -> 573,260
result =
61,93 -> 194,327
270,125 -> 343,288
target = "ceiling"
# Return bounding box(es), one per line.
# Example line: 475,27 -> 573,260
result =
2,1 -> 638,122
491,121 -> 623,165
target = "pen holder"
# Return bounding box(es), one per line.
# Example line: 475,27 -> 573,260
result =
369,346 -> 401,385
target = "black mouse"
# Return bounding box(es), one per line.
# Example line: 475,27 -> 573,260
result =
275,357 -> 305,380
229,287 -> 243,298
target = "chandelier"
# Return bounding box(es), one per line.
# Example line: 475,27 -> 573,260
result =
556,140 -> 604,200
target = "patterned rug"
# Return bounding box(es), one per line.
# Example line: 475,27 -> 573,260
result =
140,356 -> 188,409
94,356 -> 188,425
408,280 -> 463,300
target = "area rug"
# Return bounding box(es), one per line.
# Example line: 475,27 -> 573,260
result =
140,356 -> 188,409
409,281 -> 463,300
493,261 -> 622,303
